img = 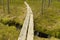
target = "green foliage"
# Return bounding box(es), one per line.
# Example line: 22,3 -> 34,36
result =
1,16 -> 10,24
27,0 -> 60,38
0,0 -> 60,39
0,23 -> 20,40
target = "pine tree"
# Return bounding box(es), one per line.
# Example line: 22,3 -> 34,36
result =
2,0 -> 5,13
41,0 -> 44,15
48,0 -> 51,7
7,0 -> 10,14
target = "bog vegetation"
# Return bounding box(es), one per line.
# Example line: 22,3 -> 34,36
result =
0,0 -> 60,40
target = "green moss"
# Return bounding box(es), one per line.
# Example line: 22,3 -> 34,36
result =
0,23 -> 20,40
0,0 -> 60,39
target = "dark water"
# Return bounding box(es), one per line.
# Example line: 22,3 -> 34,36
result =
34,31 -> 51,38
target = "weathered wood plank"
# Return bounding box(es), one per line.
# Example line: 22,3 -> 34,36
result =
18,1 -> 30,40
27,13 -> 34,40
18,1 -> 34,40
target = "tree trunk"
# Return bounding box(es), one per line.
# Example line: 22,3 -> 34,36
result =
7,0 -> 10,14
2,0 -> 5,13
48,0 -> 51,7
41,0 -> 44,15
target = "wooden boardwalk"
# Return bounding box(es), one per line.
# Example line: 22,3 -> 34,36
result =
18,1 -> 34,40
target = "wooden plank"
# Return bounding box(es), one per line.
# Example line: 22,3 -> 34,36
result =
18,1 -> 34,40
27,7 -> 34,40
18,1 -> 30,40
